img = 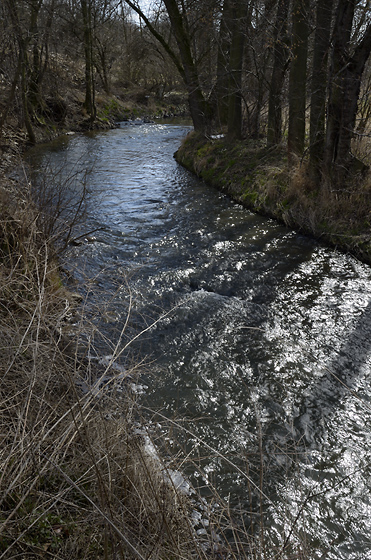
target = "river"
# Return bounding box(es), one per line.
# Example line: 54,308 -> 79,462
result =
28,122 -> 371,559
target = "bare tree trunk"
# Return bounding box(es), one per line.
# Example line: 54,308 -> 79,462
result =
81,0 -> 96,121
162,0 -> 210,132
267,0 -> 290,147
309,0 -> 334,180
124,0 -> 210,132
4,0 -> 36,144
287,0 -> 310,160
96,38 -> 110,94
323,0 -> 354,176
28,0 -> 43,112
215,0 -> 232,128
0,51 -> 22,134
28,0 -> 54,114
227,0 -> 246,139
21,40 -> 36,145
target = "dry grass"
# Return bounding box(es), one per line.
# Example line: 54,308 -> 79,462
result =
0,178 -> 204,560
282,158 -> 371,260
0,173 -> 248,560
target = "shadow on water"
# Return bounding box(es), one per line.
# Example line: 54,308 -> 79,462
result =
295,298 -> 371,432
260,254 -> 371,558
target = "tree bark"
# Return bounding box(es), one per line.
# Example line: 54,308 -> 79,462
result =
4,0 -> 36,144
21,41 -> 36,145
227,0 -> 246,139
267,0 -> 290,147
324,0 -> 371,183
215,0 -> 232,127
28,0 -> 43,112
162,0 -> 210,132
308,0 -> 334,180
81,0 -> 96,121
287,0 -> 310,160
0,51 -> 22,135
96,38 -> 110,94
124,0 -> 210,132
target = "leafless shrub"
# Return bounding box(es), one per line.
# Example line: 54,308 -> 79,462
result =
18,155 -> 100,254
0,182 -> 201,560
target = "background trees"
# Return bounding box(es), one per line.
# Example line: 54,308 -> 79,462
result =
0,0 -> 186,142
121,0 -> 371,185
1,0 -> 371,187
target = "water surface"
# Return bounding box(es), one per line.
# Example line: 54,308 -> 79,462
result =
29,123 -> 371,559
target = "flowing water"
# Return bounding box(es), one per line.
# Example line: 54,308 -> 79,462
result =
29,123 -> 371,559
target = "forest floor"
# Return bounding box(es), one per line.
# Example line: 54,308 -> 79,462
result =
175,131 -> 371,265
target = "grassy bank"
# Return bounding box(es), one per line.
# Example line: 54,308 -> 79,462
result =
0,175 -> 206,558
0,89 -> 189,157
175,132 -> 371,264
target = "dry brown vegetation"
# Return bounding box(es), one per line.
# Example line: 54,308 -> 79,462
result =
0,171 -> 202,559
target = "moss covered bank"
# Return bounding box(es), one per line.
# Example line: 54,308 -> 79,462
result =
175,132 -> 371,265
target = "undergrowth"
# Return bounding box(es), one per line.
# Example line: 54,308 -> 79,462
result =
0,229 -> 191,558
0,172 -> 201,559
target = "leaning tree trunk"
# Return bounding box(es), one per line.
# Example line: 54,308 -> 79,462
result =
309,0 -> 334,181
287,0 -> 310,160
267,0 -> 290,147
163,0 -> 210,132
125,0 -> 211,133
124,0 -> 210,133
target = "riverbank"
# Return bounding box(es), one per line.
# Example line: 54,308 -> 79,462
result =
1,117 -> 338,559
0,105 -> 209,559
0,87 -> 189,163
0,167 -> 207,558
175,132 -> 371,265
0,106 -> 269,558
